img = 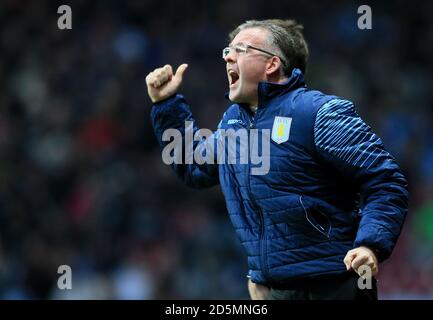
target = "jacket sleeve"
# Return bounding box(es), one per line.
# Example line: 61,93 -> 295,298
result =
313,98 -> 409,262
150,94 -> 220,189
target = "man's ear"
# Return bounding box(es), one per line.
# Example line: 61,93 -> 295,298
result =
265,56 -> 282,77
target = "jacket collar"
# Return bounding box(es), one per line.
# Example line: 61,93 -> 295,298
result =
224,68 -> 306,107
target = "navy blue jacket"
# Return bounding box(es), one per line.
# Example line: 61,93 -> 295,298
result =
150,68 -> 408,287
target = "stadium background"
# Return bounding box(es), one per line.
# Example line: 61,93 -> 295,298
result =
0,0 -> 432,299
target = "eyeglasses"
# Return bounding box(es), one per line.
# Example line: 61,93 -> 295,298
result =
222,43 -> 286,65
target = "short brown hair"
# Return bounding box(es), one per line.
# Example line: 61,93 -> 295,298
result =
228,19 -> 309,75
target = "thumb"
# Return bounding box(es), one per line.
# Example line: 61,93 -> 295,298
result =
173,63 -> 188,82
343,250 -> 357,271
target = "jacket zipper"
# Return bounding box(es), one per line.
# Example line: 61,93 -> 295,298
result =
246,113 -> 271,283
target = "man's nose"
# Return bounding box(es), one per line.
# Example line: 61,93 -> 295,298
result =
224,50 -> 236,63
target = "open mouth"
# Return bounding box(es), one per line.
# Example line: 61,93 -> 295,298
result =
228,70 -> 239,87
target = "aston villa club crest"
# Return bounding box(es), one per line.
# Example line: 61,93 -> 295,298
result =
271,116 -> 292,144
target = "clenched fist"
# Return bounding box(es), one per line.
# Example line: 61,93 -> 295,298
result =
145,63 -> 188,103
343,246 -> 379,277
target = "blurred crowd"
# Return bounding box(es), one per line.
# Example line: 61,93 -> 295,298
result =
0,0 -> 432,299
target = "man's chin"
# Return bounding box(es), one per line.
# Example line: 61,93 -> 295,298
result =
229,91 -> 242,103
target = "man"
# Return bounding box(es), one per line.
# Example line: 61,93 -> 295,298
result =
146,19 -> 408,300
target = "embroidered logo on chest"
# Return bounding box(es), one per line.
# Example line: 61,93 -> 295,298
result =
271,116 -> 292,144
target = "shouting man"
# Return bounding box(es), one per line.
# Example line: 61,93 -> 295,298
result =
146,19 -> 408,300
